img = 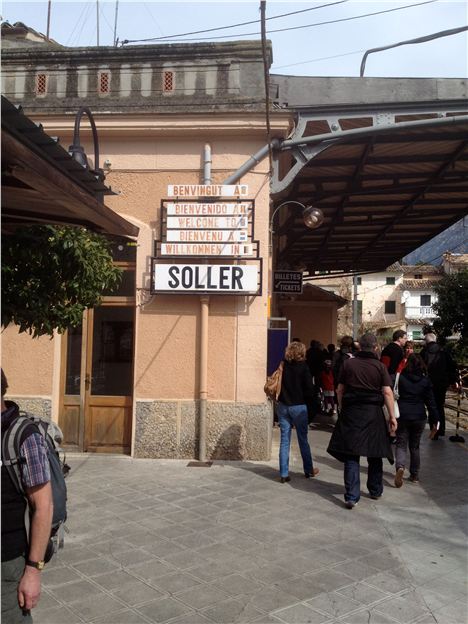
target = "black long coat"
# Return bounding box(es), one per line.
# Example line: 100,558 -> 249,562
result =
327,389 -> 394,464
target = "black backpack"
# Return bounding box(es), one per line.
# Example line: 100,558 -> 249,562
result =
1,412 -> 70,562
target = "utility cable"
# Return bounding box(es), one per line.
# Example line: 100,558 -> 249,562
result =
273,49 -> 366,71
123,0 -> 439,43
361,25 -> 468,76
121,0 -> 349,45
260,1 -> 273,175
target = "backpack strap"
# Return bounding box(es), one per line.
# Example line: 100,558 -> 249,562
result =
2,416 -> 38,497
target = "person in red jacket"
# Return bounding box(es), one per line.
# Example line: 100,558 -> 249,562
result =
381,330 -> 407,375
320,360 -> 336,415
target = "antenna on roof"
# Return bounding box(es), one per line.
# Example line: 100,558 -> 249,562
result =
46,0 -> 51,39
113,0 -> 119,47
96,0 -> 99,46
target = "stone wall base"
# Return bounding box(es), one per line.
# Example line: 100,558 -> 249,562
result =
8,397 -> 52,420
134,400 -> 272,460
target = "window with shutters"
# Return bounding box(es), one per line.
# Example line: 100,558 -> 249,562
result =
35,73 -> 48,96
99,71 -> 110,94
162,70 -> 175,93
385,300 -> 396,314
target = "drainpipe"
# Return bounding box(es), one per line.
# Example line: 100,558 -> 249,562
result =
198,143 -> 211,462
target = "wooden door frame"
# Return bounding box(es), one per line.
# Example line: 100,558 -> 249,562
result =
58,310 -> 89,452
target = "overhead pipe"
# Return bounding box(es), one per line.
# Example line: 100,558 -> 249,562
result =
223,138 -> 281,185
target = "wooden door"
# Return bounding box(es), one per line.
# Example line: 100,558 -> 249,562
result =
59,305 -> 134,453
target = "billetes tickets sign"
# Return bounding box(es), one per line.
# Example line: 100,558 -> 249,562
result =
273,270 -> 303,294
152,263 -> 260,294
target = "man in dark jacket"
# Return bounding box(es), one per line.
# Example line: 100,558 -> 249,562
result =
381,330 -> 407,375
420,333 -> 459,438
327,333 -> 397,509
1,370 -> 53,623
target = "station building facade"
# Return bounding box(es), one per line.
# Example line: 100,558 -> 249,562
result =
2,31 -> 290,459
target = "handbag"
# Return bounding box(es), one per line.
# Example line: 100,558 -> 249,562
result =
393,372 -> 400,419
383,372 -> 400,421
264,361 -> 284,401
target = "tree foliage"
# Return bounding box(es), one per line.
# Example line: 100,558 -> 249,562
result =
432,269 -> 468,348
2,226 -> 122,338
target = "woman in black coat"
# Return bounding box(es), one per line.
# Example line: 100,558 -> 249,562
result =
277,342 -> 319,483
394,354 -> 439,487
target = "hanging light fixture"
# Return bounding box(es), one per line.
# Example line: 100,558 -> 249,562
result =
302,206 -> 324,229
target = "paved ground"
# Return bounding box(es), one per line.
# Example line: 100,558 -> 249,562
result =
35,423 -> 467,624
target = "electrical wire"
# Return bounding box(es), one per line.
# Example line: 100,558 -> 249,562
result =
65,3 -> 89,46
123,0 -> 439,43
273,49 -> 366,70
121,0 -> 350,45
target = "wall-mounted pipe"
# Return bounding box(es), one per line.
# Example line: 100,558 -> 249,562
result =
198,143 -> 211,462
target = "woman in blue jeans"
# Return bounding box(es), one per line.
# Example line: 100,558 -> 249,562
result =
276,342 -> 319,483
395,354 -> 439,487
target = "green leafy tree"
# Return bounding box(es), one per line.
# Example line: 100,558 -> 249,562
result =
432,269 -> 468,352
2,226 -> 122,338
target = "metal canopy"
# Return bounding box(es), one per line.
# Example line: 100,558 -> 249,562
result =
272,110 -> 468,274
1,97 -> 139,237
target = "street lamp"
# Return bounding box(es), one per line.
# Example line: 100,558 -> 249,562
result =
269,200 -> 324,314
270,201 -> 324,241
68,106 -> 105,189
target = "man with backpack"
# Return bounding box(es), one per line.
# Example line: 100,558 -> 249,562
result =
1,369 -> 53,622
420,333 -> 459,439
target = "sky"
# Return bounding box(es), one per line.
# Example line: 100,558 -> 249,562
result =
1,0 -> 467,78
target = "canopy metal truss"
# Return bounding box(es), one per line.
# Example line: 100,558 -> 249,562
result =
271,106 -> 468,274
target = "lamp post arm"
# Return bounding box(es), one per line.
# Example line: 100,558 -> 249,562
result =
72,106 -> 101,172
270,200 -> 307,235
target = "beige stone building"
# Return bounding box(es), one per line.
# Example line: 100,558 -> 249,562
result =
2,32 -> 289,459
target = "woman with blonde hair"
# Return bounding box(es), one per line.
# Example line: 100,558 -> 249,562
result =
276,341 -> 319,483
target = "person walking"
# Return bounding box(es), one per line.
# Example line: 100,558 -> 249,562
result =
420,333 -> 459,439
1,370 -> 53,623
394,354 -> 439,487
319,360 -> 336,415
276,341 -> 319,483
332,336 -> 354,390
381,330 -> 407,375
396,340 -> 414,374
327,333 -> 397,508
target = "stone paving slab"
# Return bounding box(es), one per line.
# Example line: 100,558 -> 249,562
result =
33,424 -> 467,624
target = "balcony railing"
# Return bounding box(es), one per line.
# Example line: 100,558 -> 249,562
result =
405,306 -> 436,319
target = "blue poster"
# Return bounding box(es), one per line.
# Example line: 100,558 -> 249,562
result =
267,328 -> 289,375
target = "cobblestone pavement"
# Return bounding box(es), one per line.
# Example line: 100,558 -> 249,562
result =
35,423 -> 467,624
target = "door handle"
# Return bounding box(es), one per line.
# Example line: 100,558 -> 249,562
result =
84,374 -> 91,390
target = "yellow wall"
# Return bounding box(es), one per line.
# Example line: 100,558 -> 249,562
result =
2,325 -> 55,397
279,302 -> 338,347
4,114 -> 289,412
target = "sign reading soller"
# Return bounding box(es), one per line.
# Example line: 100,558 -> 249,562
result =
153,264 -> 260,294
